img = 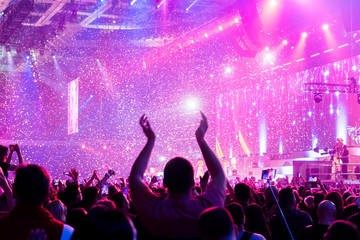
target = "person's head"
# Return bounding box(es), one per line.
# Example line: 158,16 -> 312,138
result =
264,186 -> 279,203
75,205 -> 136,240
81,186 -> 100,205
225,203 -> 244,229
305,195 -> 315,209
343,145 -> 347,149
95,199 -> 116,209
66,208 -> 87,230
198,207 -> 237,240
279,188 -> 296,209
0,145 -> 8,162
325,191 -> 344,219
244,203 -> 269,238
111,192 -> 129,212
317,200 -> 336,224
314,192 -> 325,210
13,164 -> 51,205
64,182 -> 82,206
163,157 -> 194,195
324,220 -> 360,240
234,183 -> 251,204
46,199 -> 67,222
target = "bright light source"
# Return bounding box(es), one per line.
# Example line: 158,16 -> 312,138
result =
324,70 -> 329,76
270,0 -> 277,6
352,65 -> 357,71
335,91 -> 340,96
81,145 -> 85,149
301,32 -> 308,38
264,53 -> 275,64
159,156 -> 166,162
235,18 -> 239,23
282,40 -> 288,45
204,33 -> 208,38
265,46 -> 269,51
103,145 -> 107,150
225,67 -> 232,74
126,146 -> 130,150
185,98 -> 199,111
322,24 -> 329,30
219,26 -> 223,31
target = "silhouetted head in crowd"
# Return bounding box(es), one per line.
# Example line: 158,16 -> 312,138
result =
63,182 -> 82,207
81,186 -> 100,205
13,164 -> 51,205
111,192 -> 129,212
66,208 -> 87,230
325,191 -> 344,219
317,200 -> 336,225
314,192 -> 325,210
46,199 -> 67,222
96,199 -> 116,209
264,186 -> 279,203
198,207 -> 237,240
324,220 -> 360,240
163,157 -> 194,195
225,203 -> 244,230
343,204 -> 360,220
0,145 -> 8,162
74,205 -> 136,240
343,192 -> 352,206
278,188 -> 296,209
234,183 -> 251,205
245,203 -> 271,239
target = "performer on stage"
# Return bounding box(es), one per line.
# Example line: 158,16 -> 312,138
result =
335,138 -> 344,158
341,145 -> 350,179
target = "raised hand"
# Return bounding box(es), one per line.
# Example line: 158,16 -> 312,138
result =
196,111 -> 208,141
139,114 -> 155,140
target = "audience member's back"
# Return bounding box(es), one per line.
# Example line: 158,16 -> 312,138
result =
323,220 -> 360,240
0,164 -> 74,240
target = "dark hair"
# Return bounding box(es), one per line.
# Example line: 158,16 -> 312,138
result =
198,207 -> 235,240
14,164 -> 51,205
111,192 -> 128,210
66,208 -> 87,230
234,183 -> 251,203
279,188 -> 295,208
81,187 -> 100,206
74,205 -> 136,240
163,157 -> 194,194
225,202 -> 244,227
325,191 -> 344,219
245,203 -> 271,240
325,220 -> 360,240
0,145 -> 8,160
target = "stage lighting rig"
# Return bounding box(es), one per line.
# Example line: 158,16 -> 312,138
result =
0,0 -> 34,44
305,78 -> 360,103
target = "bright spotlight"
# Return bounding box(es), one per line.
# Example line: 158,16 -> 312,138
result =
185,98 -> 199,111
322,24 -> 329,30
235,18 -> 239,23
219,26 -> 223,31
103,145 -> 107,150
270,0 -> 277,6
301,32 -> 308,38
204,33 -> 208,38
225,67 -> 232,74
352,65 -> 357,71
282,40 -> 288,45
81,145 -> 86,149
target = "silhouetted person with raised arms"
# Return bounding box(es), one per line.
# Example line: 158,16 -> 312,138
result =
129,112 -> 226,239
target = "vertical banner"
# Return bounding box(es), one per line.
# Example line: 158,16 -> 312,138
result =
68,78 -> 79,135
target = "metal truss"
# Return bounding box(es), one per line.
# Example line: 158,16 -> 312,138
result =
304,78 -> 360,94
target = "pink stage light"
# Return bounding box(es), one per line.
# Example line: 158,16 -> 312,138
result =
301,32 -> 308,38
204,33 -> 208,38
81,145 -> 85,149
103,145 -> 107,150
219,26 -> 223,31
282,40 -> 288,45
235,18 -> 239,23
322,24 -> 329,30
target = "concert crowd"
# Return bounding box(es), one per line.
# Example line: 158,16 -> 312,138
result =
0,113 -> 360,240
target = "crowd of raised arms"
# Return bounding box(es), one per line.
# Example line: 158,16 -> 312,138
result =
1,112 -> 360,240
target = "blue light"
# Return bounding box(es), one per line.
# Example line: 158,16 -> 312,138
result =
26,56 -> 30,60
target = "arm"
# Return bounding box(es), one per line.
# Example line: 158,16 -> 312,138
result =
129,115 -> 156,197
14,144 -> 24,164
6,146 -> 14,164
196,112 -> 226,191
226,180 -> 235,201
0,168 -> 15,211
84,170 -> 99,189
96,169 -> 115,189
